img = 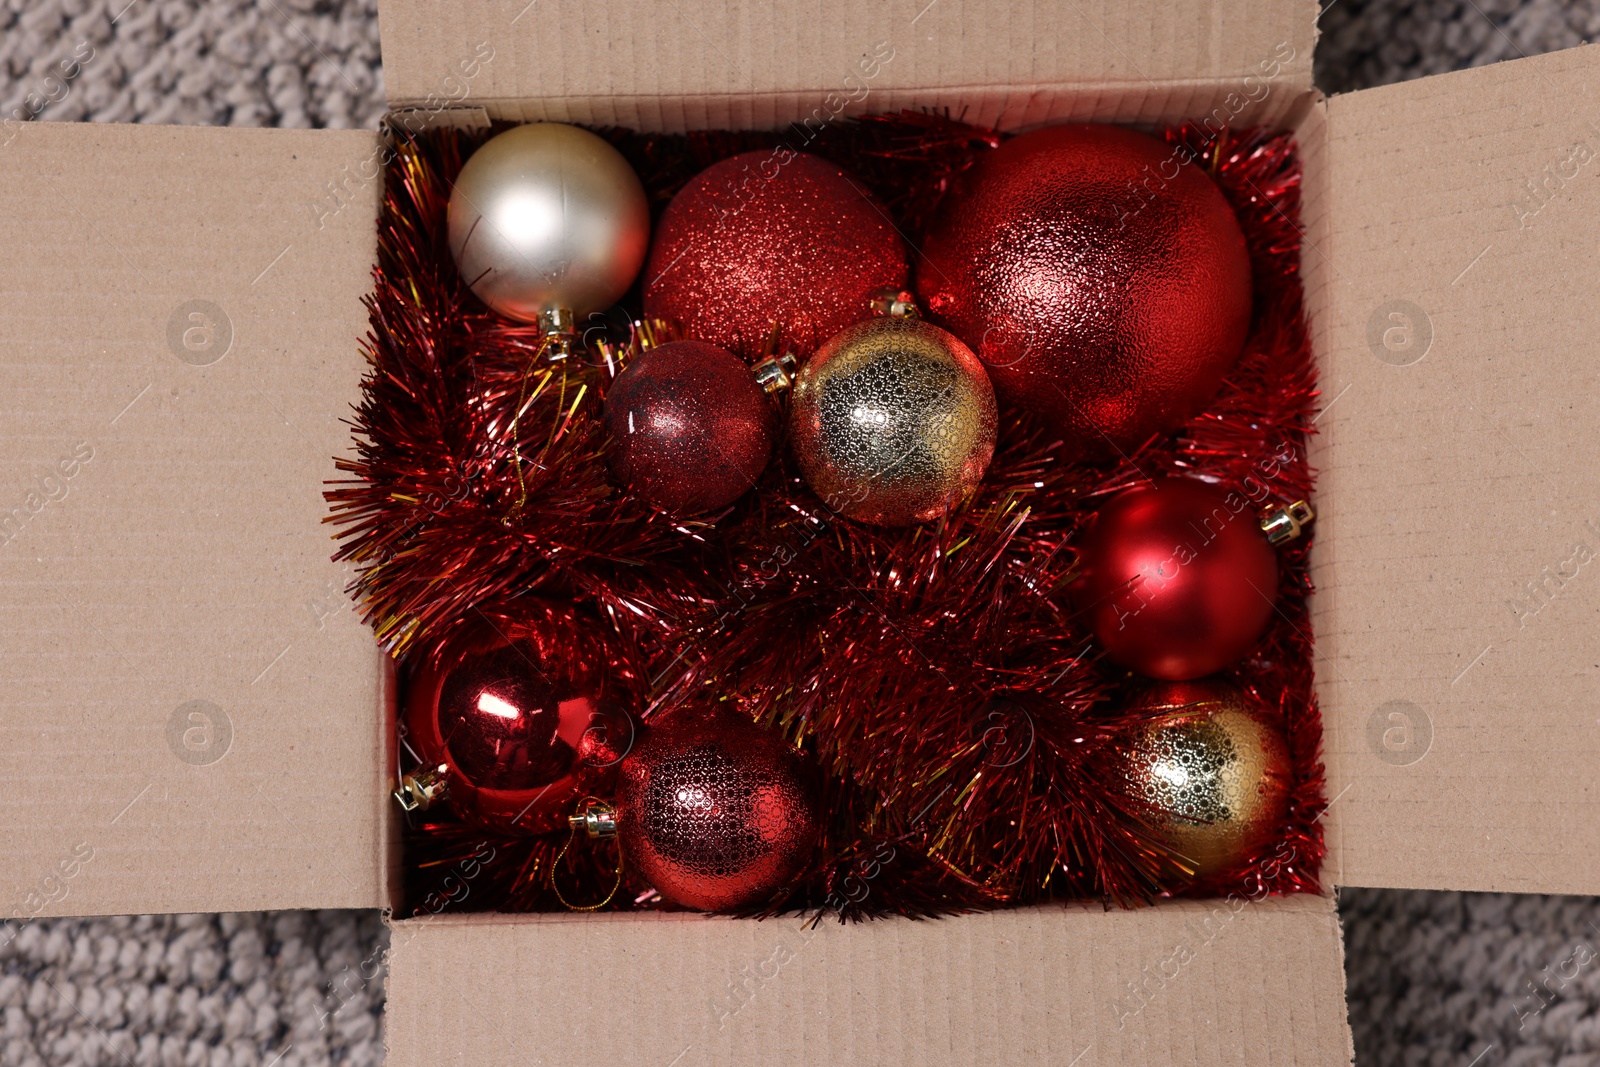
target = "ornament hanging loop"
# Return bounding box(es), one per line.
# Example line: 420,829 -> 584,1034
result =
394,763 -> 449,812
871,287 -> 921,319
1259,499 -> 1315,545
554,799 -> 623,912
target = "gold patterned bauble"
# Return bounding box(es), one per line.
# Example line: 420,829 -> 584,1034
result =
1119,679 -> 1291,882
788,316 -> 997,525
448,123 -> 650,331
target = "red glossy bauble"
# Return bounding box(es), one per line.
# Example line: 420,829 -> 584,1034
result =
1071,479 -> 1277,680
402,603 -> 636,833
916,124 -> 1252,453
603,340 -> 776,516
642,151 -> 909,359
616,707 -> 820,912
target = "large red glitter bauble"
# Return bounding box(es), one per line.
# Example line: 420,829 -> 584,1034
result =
1071,479 -> 1277,680
616,706 -> 820,911
402,603 -> 635,833
642,151 -> 909,358
603,339 -> 776,516
916,124 -> 1252,453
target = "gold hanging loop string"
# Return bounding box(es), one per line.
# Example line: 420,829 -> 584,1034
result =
552,799 -> 623,912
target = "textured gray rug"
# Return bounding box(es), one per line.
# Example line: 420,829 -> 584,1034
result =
1,0 -> 1595,1064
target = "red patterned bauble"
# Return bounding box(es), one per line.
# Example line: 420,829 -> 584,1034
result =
1071,478 -> 1277,680
1117,678 -> 1291,882
616,707 -> 820,911
603,340 -> 776,516
401,603 -> 636,833
642,151 -> 909,358
916,124 -> 1252,453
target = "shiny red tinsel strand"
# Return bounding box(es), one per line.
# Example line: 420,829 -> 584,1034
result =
341,114 -> 1325,918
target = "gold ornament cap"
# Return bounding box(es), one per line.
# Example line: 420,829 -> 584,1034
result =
1260,499 -> 1314,545
394,763 -> 449,812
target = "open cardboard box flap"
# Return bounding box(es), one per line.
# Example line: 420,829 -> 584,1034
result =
3,0 -> 1600,1062
0,121 -> 391,918
377,0 -> 1316,132
1310,43 -> 1600,895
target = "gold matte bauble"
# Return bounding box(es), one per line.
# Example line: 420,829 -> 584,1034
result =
788,316 -> 997,526
1119,679 -> 1291,882
447,123 -> 650,324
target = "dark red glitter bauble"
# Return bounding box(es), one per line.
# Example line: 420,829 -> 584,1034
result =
603,340 -> 776,516
642,151 -> 910,359
916,124 -> 1252,454
402,603 -> 636,833
616,706 -> 820,912
1071,479 -> 1277,680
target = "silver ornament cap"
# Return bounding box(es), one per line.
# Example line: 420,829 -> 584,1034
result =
448,123 -> 650,326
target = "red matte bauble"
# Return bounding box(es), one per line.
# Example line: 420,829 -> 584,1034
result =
916,124 -> 1252,453
642,151 -> 909,358
616,707 -> 820,912
603,340 -> 776,515
1071,479 -> 1277,680
402,603 -> 635,833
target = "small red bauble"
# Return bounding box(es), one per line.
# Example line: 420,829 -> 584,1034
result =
402,603 -> 635,833
616,707 -> 820,912
1071,479 -> 1277,680
603,340 -> 776,516
916,124 -> 1252,453
642,151 -> 909,358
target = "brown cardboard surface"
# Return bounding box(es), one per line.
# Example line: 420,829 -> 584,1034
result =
0,121 -> 390,918
1311,45 -> 1600,892
377,0 -> 1317,132
385,895 -> 1352,1067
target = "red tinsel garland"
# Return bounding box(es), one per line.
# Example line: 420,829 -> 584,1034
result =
331,113 -> 1325,919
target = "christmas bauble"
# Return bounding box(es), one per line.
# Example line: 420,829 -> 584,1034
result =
642,151 -> 909,358
916,124 -> 1252,453
401,603 -> 635,833
604,340 -> 776,516
616,707 -> 820,911
448,123 -> 649,327
1071,478 -> 1277,680
1118,679 -> 1291,881
789,316 -> 997,526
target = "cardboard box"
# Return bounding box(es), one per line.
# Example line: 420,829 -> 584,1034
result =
4,0 -> 1597,1062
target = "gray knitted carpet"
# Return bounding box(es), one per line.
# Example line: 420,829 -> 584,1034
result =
1,1 -> 1595,1064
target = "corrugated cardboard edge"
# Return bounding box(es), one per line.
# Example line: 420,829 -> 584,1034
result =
383,895 -> 1352,1067
390,78 -> 1310,135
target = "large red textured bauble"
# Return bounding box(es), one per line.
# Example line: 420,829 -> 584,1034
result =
916,124 -> 1253,453
1071,479 -> 1277,680
603,340 -> 776,516
616,707 -> 820,912
402,603 -> 635,834
642,151 -> 910,358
